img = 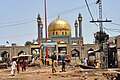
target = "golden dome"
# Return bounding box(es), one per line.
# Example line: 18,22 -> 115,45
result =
48,16 -> 71,37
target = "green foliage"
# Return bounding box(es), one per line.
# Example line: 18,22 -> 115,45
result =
25,41 -> 32,46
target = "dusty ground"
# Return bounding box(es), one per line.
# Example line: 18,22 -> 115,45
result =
0,65 -> 119,80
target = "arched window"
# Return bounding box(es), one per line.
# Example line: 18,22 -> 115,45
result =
62,32 -> 64,35
53,32 -> 54,35
65,32 -> 67,35
56,32 -> 58,35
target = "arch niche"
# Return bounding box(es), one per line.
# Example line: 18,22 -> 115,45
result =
71,49 -> 80,58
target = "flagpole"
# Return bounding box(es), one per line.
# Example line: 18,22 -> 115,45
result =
44,0 -> 48,58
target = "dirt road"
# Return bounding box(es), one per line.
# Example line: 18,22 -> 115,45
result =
0,66 -> 119,80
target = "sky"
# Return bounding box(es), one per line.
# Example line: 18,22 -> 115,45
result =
0,0 -> 119,45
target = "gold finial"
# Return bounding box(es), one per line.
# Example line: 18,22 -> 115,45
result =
57,15 -> 60,19
78,12 -> 81,16
38,13 -> 40,17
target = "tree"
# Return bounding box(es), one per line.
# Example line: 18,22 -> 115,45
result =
24,41 -> 32,46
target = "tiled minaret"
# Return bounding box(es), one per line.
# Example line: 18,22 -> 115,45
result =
37,14 -> 43,43
74,19 -> 78,37
78,13 -> 82,37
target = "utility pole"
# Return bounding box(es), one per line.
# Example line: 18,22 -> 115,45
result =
90,0 -> 111,69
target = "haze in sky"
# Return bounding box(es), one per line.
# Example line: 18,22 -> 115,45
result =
0,0 -> 119,45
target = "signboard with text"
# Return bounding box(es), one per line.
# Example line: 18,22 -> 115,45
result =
41,42 -> 57,47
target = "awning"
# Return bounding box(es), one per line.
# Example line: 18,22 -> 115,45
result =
58,44 -> 67,47
109,45 -> 116,48
87,48 -> 101,54
19,54 -> 32,57
12,56 -> 19,58
87,51 -> 94,54
61,51 -> 66,53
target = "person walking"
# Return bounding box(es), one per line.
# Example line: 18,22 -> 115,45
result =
62,59 -> 66,72
22,59 -> 26,71
51,53 -> 56,73
16,59 -> 20,74
11,59 -> 17,76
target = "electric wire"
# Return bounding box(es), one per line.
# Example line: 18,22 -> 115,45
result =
84,0 -> 94,21
0,19 -> 36,28
100,10 -> 120,32
103,27 -> 120,32
0,18 -> 36,25
0,3 -> 96,39
0,33 -> 36,39
0,2 -> 96,28
84,0 -> 98,26
47,2 -> 96,18
111,23 -> 120,27
2,1 -> 117,39
103,28 -> 116,37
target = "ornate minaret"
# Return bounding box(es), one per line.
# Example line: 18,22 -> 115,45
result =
74,19 -> 78,37
37,14 -> 43,43
78,13 -> 82,37
40,18 -> 43,39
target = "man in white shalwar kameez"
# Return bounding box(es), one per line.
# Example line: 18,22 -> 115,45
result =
84,58 -> 88,66
11,60 -> 17,76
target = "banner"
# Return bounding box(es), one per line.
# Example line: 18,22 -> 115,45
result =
41,42 -> 57,47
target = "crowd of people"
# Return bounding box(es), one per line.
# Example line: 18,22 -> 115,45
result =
11,58 -> 27,76
10,52 -> 71,76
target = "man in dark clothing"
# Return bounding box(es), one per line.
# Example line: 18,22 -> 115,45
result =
62,59 -> 65,72
51,53 -> 56,73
